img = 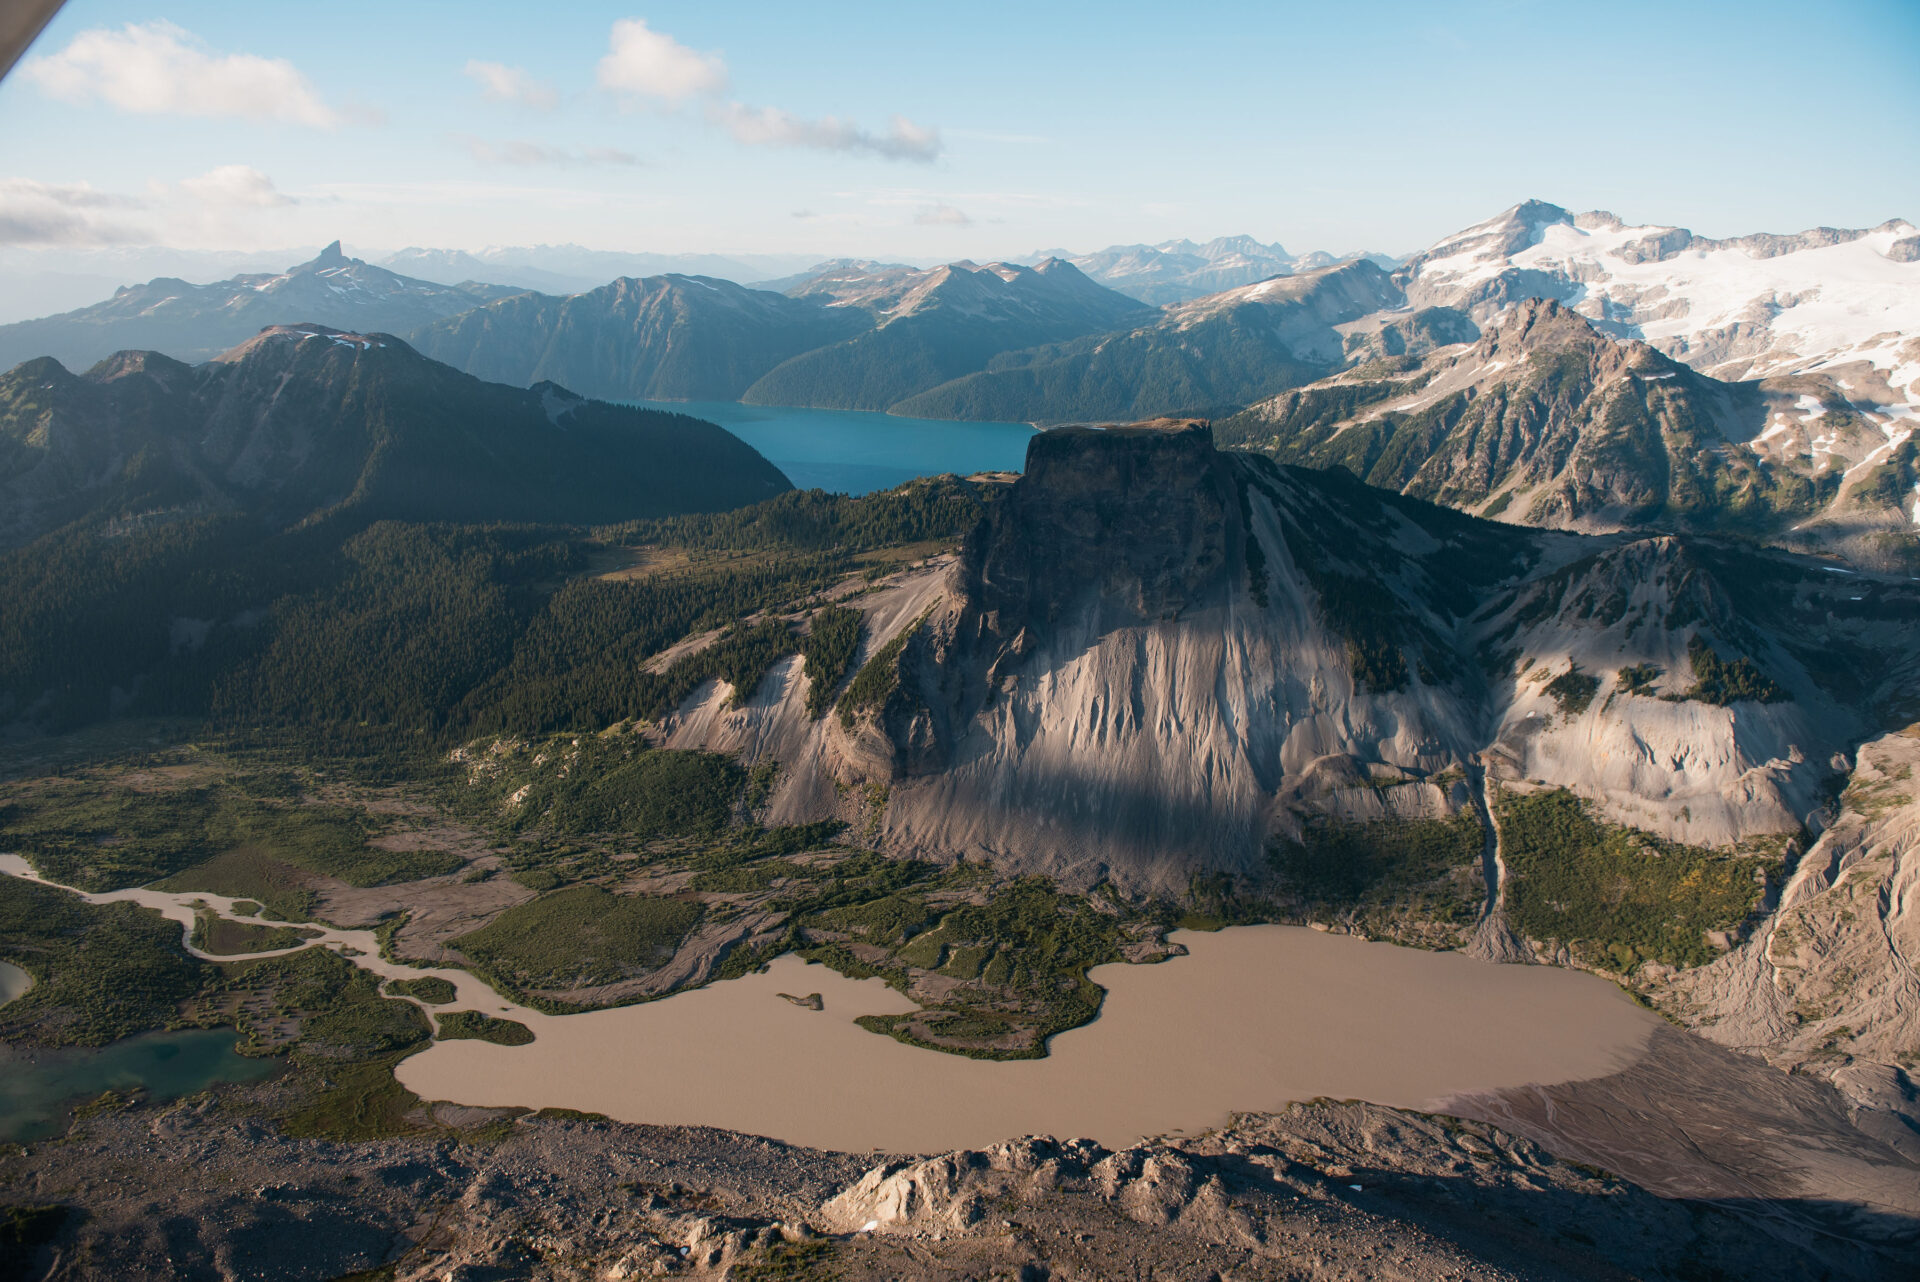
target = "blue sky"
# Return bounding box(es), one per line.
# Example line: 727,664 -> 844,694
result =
2,0 -> 1915,261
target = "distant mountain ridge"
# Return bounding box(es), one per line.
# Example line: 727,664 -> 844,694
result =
1028,236 -> 1403,305
381,245 -> 822,295
410,274 -> 871,403
0,243 -> 520,373
895,259 -> 1405,423
736,258 -> 1156,412
0,323 -> 790,545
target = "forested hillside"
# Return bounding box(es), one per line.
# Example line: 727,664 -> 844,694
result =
0,465 -> 987,740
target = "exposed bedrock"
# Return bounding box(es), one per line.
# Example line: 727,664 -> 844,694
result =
662,421 -> 1918,899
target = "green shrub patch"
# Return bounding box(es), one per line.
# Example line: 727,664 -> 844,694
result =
435,1010 -> 534,1045
451,885 -> 703,989
1497,788 -> 1772,970
1267,810 -> 1485,933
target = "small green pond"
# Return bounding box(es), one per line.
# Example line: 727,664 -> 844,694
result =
0,1028 -> 279,1142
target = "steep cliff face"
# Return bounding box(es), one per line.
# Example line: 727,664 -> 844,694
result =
1649,726 -> 1920,1086
848,425 -> 1489,888
657,423 -> 1917,895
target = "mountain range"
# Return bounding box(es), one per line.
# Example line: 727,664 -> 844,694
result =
0,243 -> 519,373
379,245 -> 822,296
0,323 -> 788,544
1219,298 -> 1919,564
738,258 -> 1156,411
1399,201 -> 1920,394
409,273 -> 871,403
893,259 -> 1405,422
4,200 -> 1920,1275
1,198 -> 1913,572
1025,235 -> 1401,305
1207,201 -> 1920,569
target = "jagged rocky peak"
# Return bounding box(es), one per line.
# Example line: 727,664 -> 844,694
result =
1470,296 -> 1676,375
1475,295 -> 1595,351
312,239 -> 348,266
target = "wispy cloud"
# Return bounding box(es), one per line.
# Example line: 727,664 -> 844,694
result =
22,21 -> 339,127
915,203 -> 973,227
0,179 -> 150,247
464,60 -> 559,111
179,164 -> 296,208
596,18 -> 940,163
451,134 -> 640,168
709,104 -> 940,162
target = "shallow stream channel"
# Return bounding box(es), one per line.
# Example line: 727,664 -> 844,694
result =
0,854 -> 1659,1152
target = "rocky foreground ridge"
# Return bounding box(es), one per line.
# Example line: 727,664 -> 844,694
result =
11,1064 -> 1912,1281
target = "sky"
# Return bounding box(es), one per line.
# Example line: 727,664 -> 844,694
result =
1,0 -> 1916,265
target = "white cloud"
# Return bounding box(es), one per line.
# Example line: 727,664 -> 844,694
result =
22,21 -> 339,127
595,19 -> 939,163
452,135 -> 640,168
915,203 -> 973,227
597,18 -> 726,103
464,60 -> 558,111
179,165 -> 296,208
0,179 -> 150,247
710,104 -> 942,163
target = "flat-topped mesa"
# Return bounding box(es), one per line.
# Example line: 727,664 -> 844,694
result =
970,418 -> 1232,627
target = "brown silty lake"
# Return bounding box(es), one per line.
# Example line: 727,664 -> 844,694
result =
397,925 -> 1659,1153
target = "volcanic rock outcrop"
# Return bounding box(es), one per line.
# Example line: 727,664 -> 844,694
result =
663,422 -> 1919,892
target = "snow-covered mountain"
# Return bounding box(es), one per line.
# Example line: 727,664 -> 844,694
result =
745,259 -> 918,295
1033,236 -> 1403,306
1217,202 -> 1920,569
1032,235 -> 1299,305
1400,200 -> 1920,417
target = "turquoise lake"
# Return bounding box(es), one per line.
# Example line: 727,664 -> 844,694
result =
0,1028 -> 279,1142
630,400 -> 1037,495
